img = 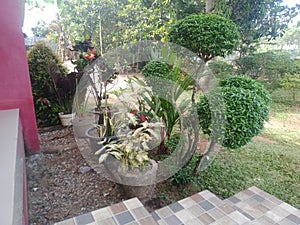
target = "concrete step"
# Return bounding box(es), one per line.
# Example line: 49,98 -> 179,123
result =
54,186 -> 300,225
54,197 -> 158,225
152,186 -> 300,225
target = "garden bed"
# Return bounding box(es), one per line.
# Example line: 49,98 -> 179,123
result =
26,126 -> 184,224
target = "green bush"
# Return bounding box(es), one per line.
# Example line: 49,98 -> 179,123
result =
197,76 -> 271,149
27,41 -> 67,126
168,14 -> 240,62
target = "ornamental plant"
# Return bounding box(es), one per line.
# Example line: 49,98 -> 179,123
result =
27,41 -> 68,126
168,14 -> 240,62
197,75 -> 271,149
96,118 -> 163,172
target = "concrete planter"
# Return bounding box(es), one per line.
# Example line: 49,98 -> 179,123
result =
58,112 -> 75,127
118,160 -> 158,201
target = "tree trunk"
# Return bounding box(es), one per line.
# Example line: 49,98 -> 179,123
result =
206,0 -> 215,13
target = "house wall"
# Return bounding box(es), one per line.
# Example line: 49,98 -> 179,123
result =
0,0 -> 40,152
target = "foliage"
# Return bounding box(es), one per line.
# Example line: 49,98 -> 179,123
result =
208,59 -> 235,80
281,73 -> 300,104
168,14 -> 240,62
235,50 -> 295,80
276,23 -> 300,51
197,76 -> 271,149
170,154 -> 200,186
95,119 -> 162,172
27,41 -> 68,126
31,20 -> 51,37
215,0 -> 300,55
234,50 -> 300,92
141,61 -> 193,139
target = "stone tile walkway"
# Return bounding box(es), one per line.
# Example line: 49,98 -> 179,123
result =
54,186 -> 300,225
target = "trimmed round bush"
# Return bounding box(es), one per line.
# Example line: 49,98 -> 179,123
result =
197,76 -> 271,149
27,41 -> 67,126
168,14 -> 240,62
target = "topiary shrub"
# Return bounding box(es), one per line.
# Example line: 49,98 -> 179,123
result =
168,14 -> 240,62
27,41 -> 68,126
196,76 -> 271,149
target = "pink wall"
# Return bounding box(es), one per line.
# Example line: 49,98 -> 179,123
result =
0,0 -> 40,152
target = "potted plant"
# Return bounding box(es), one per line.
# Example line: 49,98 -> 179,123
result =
48,61 -> 82,126
95,118 -> 163,200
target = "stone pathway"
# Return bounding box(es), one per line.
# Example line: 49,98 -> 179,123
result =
54,186 -> 300,225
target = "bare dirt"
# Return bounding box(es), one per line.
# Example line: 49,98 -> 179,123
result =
26,126 -> 124,225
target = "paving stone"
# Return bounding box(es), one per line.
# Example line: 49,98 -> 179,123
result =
190,193 -> 205,203
252,194 -> 265,202
187,204 -> 205,217
265,210 -> 285,223
75,212 -> 95,225
278,218 -> 297,225
233,206 -> 254,220
209,208 -> 226,220
228,211 -> 251,224
131,206 -> 149,220
279,202 -> 298,214
256,203 -> 271,213
199,200 -> 215,211
257,215 -> 276,225
269,196 -> 283,205
163,215 -> 183,225
272,205 -> 291,218
198,213 -> 215,224
286,214 -> 300,224
261,199 -> 277,209
228,196 -> 241,204
110,202 -> 128,214
214,215 -> 238,225
178,197 -> 197,208
200,190 -> 218,200
155,206 -> 173,219
114,211 -> 135,225
55,218 -> 76,225
219,203 -> 235,214
92,207 -> 113,221
175,209 -> 196,223
185,218 -> 205,225
248,186 -> 262,194
151,212 -> 160,221
123,198 -> 143,210
95,217 -> 118,225
235,191 -> 253,201
208,196 -> 224,207
258,190 -> 274,200
168,202 -> 184,213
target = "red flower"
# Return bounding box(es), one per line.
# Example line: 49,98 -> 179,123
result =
83,48 -> 96,61
131,110 -> 147,122
140,114 -> 147,122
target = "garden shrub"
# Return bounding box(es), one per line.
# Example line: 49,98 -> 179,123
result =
168,14 -> 240,62
27,41 -> 67,126
197,76 -> 271,149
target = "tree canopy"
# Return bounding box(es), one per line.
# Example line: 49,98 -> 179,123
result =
168,14 -> 240,62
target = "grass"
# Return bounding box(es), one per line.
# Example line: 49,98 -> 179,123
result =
158,92 -> 300,209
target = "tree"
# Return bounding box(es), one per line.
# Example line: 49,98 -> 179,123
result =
195,76 -> 271,173
277,22 -> 300,51
168,13 -> 240,62
214,0 -> 300,56
281,73 -> 300,104
31,20 -> 51,37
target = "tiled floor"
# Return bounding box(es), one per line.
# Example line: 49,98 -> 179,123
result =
54,186 -> 300,225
